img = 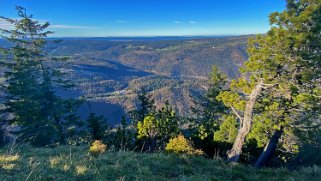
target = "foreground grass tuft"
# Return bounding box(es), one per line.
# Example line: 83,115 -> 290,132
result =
0,145 -> 320,180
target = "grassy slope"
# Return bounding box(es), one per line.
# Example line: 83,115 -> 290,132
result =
0,145 -> 320,181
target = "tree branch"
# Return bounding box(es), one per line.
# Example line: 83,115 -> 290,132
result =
231,106 -> 243,126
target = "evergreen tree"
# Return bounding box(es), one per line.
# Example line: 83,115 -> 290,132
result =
86,113 -> 109,141
112,116 -> 136,151
129,88 -> 156,125
214,115 -> 238,144
156,100 -> 180,145
218,0 -> 321,164
0,6 -> 79,146
191,65 -> 228,141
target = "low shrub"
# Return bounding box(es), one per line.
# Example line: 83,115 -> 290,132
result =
165,134 -> 203,155
89,140 -> 106,157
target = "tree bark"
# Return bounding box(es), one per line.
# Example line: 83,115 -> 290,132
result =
227,80 -> 264,162
255,127 -> 283,168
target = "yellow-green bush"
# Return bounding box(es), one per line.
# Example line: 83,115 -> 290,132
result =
89,140 -> 107,156
165,134 -> 203,155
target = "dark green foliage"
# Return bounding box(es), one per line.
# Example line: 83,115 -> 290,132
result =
0,126 -> 6,147
156,101 -> 180,142
107,116 -> 136,151
290,123 -> 321,167
86,113 -> 109,141
191,114 -> 238,158
0,6 -> 79,146
190,65 -> 235,157
64,113 -> 85,145
129,88 -> 156,125
214,115 -> 238,143
191,66 -> 228,140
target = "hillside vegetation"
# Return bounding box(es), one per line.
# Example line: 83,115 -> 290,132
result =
47,36 -> 248,78
0,145 -> 320,181
47,37 -> 248,121
0,1 -> 320,180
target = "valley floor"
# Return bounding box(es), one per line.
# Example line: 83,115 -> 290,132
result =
0,145 -> 320,181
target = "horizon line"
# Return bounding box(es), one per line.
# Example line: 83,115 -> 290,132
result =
44,34 -> 257,38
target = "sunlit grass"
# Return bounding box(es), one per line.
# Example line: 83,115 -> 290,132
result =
49,156 -> 64,168
2,163 -> 16,170
0,145 -> 320,180
0,155 -> 19,162
75,165 -> 87,175
0,154 -> 19,170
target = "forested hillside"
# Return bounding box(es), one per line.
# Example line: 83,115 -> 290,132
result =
46,36 -> 248,78
1,36 -> 249,122
54,36 -> 248,121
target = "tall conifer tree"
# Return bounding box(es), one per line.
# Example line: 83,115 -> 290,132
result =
0,6 -> 79,146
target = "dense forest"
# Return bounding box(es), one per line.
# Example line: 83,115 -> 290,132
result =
0,0 -> 321,180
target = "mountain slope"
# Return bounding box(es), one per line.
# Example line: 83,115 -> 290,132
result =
1,36 -> 249,125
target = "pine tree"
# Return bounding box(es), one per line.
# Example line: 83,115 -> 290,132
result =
254,0 -> 321,167
218,0 -> 321,164
156,100 -> 180,146
0,6 -> 79,146
129,88 -> 156,125
86,113 -> 109,141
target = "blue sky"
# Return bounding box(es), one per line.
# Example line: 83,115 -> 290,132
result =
0,0 -> 286,37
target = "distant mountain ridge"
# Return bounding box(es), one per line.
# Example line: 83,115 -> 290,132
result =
50,35 -> 247,41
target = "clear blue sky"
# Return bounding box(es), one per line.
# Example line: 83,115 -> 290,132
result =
0,0 -> 286,37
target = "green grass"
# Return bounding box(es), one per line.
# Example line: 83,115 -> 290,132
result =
0,145 -> 320,181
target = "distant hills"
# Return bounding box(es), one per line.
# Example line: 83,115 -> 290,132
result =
0,36 -> 250,125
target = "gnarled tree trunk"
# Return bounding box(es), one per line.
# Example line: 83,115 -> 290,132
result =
227,80 -> 264,162
255,127 -> 283,168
